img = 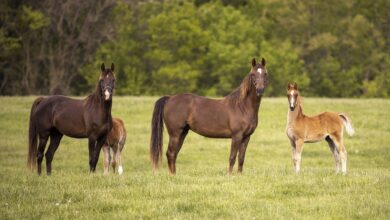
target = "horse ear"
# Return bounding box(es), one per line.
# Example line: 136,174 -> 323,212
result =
261,58 -> 266,67
293,82 -> 298,90
101,63 -> 105,72
287,82 -> 291,90
252,58 -> 257,67
111,63 -> 115,72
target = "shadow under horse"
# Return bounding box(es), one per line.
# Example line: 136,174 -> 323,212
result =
150,58 -> 268,175
27,63 -> 115,175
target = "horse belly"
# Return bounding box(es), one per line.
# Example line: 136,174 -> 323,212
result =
53,113 -> 87,138
189,116 -> 231,138
304,131 -> 327,143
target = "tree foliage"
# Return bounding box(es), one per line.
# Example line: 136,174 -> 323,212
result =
1,0 -> 389,97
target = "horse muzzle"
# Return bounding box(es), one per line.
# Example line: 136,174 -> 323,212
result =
256,88 -> 265,96
103,87 -> 113,101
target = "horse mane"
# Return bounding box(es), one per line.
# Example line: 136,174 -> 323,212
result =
85,82 -> 103,106
225,73 -> 252,104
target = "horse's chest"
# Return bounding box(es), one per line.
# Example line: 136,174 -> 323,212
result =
243,118 -> 258,135
286,125 -> 296,140
87,117 -> 110,137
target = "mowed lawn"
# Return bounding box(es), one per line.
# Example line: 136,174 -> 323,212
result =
0,96 -> 389,219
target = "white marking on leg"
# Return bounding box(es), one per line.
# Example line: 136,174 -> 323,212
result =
118,165 -> 123,175
293,151 -> 301,173
341,151 -> 347,175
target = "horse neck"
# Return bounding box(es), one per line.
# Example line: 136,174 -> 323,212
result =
287,96 -> 303,124
241,87 -> 262,116
247,88 -> 263,111
88,85 -> 113,120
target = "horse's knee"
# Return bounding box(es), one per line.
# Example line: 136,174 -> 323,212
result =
166,150 -> 176,161
37,152 -> 44,163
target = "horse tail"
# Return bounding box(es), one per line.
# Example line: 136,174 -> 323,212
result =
339,113 -> 355,136
150,96 -> 169,170
28,97 -> 44,171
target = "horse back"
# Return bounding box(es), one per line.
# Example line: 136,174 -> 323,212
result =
164,94 -> 232,138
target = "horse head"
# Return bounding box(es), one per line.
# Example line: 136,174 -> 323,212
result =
250,58 -> 268,96
287,82 -> 299,111
99,63 -> 116,101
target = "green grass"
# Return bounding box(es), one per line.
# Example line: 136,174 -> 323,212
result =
0,96 -> 389,219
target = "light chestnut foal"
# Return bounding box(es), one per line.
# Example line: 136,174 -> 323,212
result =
102,118 -> 126,175
286,82 -> 355,174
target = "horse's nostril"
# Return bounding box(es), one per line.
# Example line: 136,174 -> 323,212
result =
256,88 -> 264,94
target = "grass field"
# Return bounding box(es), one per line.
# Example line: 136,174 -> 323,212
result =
0,96 -> 389,219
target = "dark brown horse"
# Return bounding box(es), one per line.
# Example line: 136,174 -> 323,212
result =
27,63 -> 115,175
150,58 -> 268,175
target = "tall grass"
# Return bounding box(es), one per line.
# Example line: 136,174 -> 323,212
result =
0,96 -> 389,219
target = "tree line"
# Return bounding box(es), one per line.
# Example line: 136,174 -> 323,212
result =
1,0 -> 389,97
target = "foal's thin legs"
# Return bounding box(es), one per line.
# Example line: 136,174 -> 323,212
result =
114,144 -> 123,175
293,139 -> 304,173
166,128 -> 188,175
45,131 -> 63,175
330,133 -> 347,175
326,136 -> 340,173
111,144 -> 118,173
37,134 -> 49,175
102,144 -> 111,175
237,136 -> 251,174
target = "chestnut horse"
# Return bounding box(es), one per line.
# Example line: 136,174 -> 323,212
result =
150,58 -> 268,175
27,63 -> 115,175
102,117 -> 126,175
286,82 -> 355,174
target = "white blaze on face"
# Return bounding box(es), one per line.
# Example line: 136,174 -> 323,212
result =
104,89 -> 110,100
257,68 -> 262,74
290,90 -> 295,108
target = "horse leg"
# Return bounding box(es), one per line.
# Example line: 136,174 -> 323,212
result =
228,136 -> 241,175
237,136 -> 251,174
330,133 -> 347,175
113,143 -> 123,175
293,139 -> 304,173
166,128 -> 189,175
111,144 -> 118,173
289,139 -> 296,172
45,130 -> 63,175
325,136 -> 340,174
88,137 -> 96,172
340,144 -> 347,175
91,135 -> 106,172
37,134 -> 49,176
102,144 -> 110,175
